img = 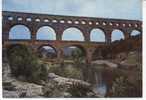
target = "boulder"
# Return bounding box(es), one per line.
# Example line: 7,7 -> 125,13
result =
3,90 -> 19,98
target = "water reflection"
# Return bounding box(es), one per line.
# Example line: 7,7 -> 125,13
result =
82,64 -> 108,97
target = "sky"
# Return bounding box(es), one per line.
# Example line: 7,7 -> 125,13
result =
3,0 -> 142,41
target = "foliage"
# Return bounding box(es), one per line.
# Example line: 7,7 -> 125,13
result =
48,64 -> 83,80
67,83 -> 94,97
7,45 -> 48,83
110,76 -> 142,97
71,48 -> 84,66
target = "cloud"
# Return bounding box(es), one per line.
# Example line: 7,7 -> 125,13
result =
3,0 -> 142,20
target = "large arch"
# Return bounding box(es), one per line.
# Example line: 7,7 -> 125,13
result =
37,45 -> 57,59
9,25 -> 31,40
111,29 -> 125,42
36,26 -> 56,40
62,27 -> 84,41
62,45 -> 86,61
90,28 -> 105,42
130,30 -> 141,36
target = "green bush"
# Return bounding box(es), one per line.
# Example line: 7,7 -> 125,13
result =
7,45 -> 48,83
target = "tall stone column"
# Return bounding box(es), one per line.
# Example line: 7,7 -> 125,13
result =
124,30 -> 131,39
56,26 -> 64,41
2,22 -> 11,41
84,32 -> 90,42
105,29 -> 112,45
86,48 -> 93,64
56,33 -> 62,41
57,48 -> 64,64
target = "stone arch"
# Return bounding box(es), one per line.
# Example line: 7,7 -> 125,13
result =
130,30 -> 141,36
62,27 -> 84,41
111,29 -> 125,42
36,26 -> 56,40
90,28 -> 105,42
9,24 -> 31,40
62,44 -> 86,61
37,44 -> 57,59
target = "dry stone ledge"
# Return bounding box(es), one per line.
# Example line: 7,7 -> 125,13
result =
48,73 -> 91,87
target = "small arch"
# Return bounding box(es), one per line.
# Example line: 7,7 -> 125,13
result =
62,27 -> 84,41
35,18 -> 40,22
37,45 -> 57,59
111,29 -> 125,42
9,25 -> 31,40
43,19 -> 49,22
81,20 -> 86,25
17,17 -> 23,21
26,17 -> 32,22
131,30 -> 141,36
74,20 -> 79,24
96,22 -> 99,25
67,20 -> 72,24
89,21 -> 93,25
8,16 -> 13,21
60,20 -> 65,23
36,26 -> 56,40
52,19 -> 58,23
90,28 -> 105,42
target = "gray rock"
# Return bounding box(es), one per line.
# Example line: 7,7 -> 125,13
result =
3,90 -> 19,98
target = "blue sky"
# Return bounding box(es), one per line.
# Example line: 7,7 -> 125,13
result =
3,0 -> 142,41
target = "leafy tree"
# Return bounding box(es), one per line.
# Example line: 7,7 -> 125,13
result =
71,48 -> 84,66
7,45 -> 48,83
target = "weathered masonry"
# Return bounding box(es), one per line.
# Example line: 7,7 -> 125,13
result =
2,11 -> 142,63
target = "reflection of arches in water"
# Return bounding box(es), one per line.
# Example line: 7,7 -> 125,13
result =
90,28 -> 105,42
131,30 -> 141,36
38,45 -> 57,59
9,25 -> 31,40
62,27 -> 84,41
63,45 -> 86,60
36,26 -> 56,40
111,29 -> 124,42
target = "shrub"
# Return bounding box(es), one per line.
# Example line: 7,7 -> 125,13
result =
7,45 -> 48,83
110,76 -> 142,97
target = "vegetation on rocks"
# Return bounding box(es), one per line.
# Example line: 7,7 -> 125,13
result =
7,45 -> 48,83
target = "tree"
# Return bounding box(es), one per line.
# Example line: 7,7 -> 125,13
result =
71,48 -> 84,66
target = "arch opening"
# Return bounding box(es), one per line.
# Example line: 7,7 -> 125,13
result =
131,30 -> 141,37
62,27 -> 84,41
111,29 -> 125,42
63,45 -> 86,62
9,25 -> 31,40
37,45 -> 57,59
90,28 -> 105,42
36,26 -> 56,40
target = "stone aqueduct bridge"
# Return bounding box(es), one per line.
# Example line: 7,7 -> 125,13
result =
2,11 -> 142,63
